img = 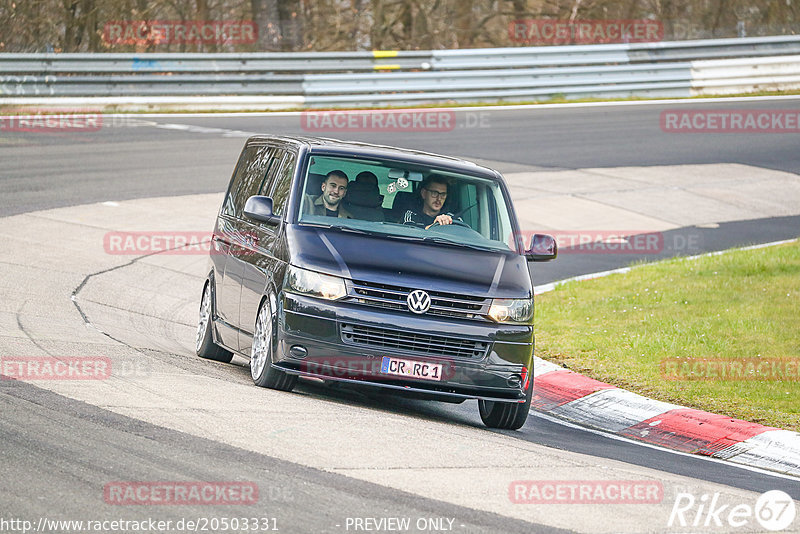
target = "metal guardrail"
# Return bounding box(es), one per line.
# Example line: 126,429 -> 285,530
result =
1,36 -> 799,107
691,55 -> 800,95
431,35 -> 800,69
5,74 -> 304,96
0,50 -> 432,75
626,35 -> 800,62
303,65 -> 692,93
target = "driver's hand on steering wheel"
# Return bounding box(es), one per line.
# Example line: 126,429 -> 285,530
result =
426,214 -> 452,229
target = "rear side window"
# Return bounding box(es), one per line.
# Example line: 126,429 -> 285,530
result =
221,145 -> 278,219
267,151 -> 297,217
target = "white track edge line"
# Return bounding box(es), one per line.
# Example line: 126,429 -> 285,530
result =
31,94 -> 800,119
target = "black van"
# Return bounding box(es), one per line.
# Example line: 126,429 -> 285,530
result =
196,136 -> 556,430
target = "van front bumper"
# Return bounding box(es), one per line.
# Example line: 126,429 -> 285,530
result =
273,292 -> 534,403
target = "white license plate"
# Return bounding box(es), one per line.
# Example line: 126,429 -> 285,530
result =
380,356 -> 443,381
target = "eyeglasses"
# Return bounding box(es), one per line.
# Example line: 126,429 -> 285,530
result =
424,188 -> 447,199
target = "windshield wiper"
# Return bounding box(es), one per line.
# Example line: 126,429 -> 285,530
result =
303,222 -> 372,235
421,235 -> 497,252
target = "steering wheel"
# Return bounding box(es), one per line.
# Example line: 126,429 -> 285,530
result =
428,203 -> 477,229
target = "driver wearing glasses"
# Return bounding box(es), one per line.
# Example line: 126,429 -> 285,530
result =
402,174 -> 458,229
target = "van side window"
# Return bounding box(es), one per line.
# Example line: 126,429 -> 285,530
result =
255,148 -> 281,196
257,148 -> 285,195
221,147 -> 255,218
268,151 -> 297,217
222,145 -> 276,219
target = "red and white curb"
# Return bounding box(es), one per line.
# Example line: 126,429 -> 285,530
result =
531,239 -> 800,477
531,358 -> 800,476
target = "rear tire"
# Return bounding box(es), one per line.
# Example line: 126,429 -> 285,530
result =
251,295 -> 297,392
196,282 -> 234,363
478,381 -> 532,430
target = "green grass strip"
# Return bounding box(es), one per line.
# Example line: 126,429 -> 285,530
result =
536,240 -> 800,431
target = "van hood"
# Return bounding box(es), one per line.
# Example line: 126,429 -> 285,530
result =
286,225 -> 532,298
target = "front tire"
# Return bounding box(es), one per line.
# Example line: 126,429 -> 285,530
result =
250,295 -> 297,391
196,282 -> 234,363
478,381 -> 532,430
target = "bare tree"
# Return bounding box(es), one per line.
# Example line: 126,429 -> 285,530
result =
251,0 -> 282,49
1,0 -> 799,53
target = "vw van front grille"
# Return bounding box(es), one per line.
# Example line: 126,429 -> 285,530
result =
340,323 -> 489,359
346,279 -> 489,320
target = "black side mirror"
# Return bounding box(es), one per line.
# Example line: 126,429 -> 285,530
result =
243,196 -> 281,226
525,234 -> 557,262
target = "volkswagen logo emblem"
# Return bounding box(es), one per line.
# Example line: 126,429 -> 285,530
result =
407,290 -> 431,314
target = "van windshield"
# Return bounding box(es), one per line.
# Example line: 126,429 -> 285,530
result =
297,155 -> 518,253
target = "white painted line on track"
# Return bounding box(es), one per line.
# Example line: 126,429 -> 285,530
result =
62,94 -> 800,120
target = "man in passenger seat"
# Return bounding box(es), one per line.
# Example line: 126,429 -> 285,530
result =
305,170 -> 353,218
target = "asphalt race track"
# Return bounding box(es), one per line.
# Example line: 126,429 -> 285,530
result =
5,97 -> 800,218
1,98 -> 799,533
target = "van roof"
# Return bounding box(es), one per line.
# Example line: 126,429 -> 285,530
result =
245,135 -> 502,179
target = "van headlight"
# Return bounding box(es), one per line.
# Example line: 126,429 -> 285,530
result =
285,266 -> 347,301
488,298 -> 533,323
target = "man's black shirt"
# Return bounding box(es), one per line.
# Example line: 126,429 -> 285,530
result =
402,209 -> 461,227
402,209 -> 436,227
